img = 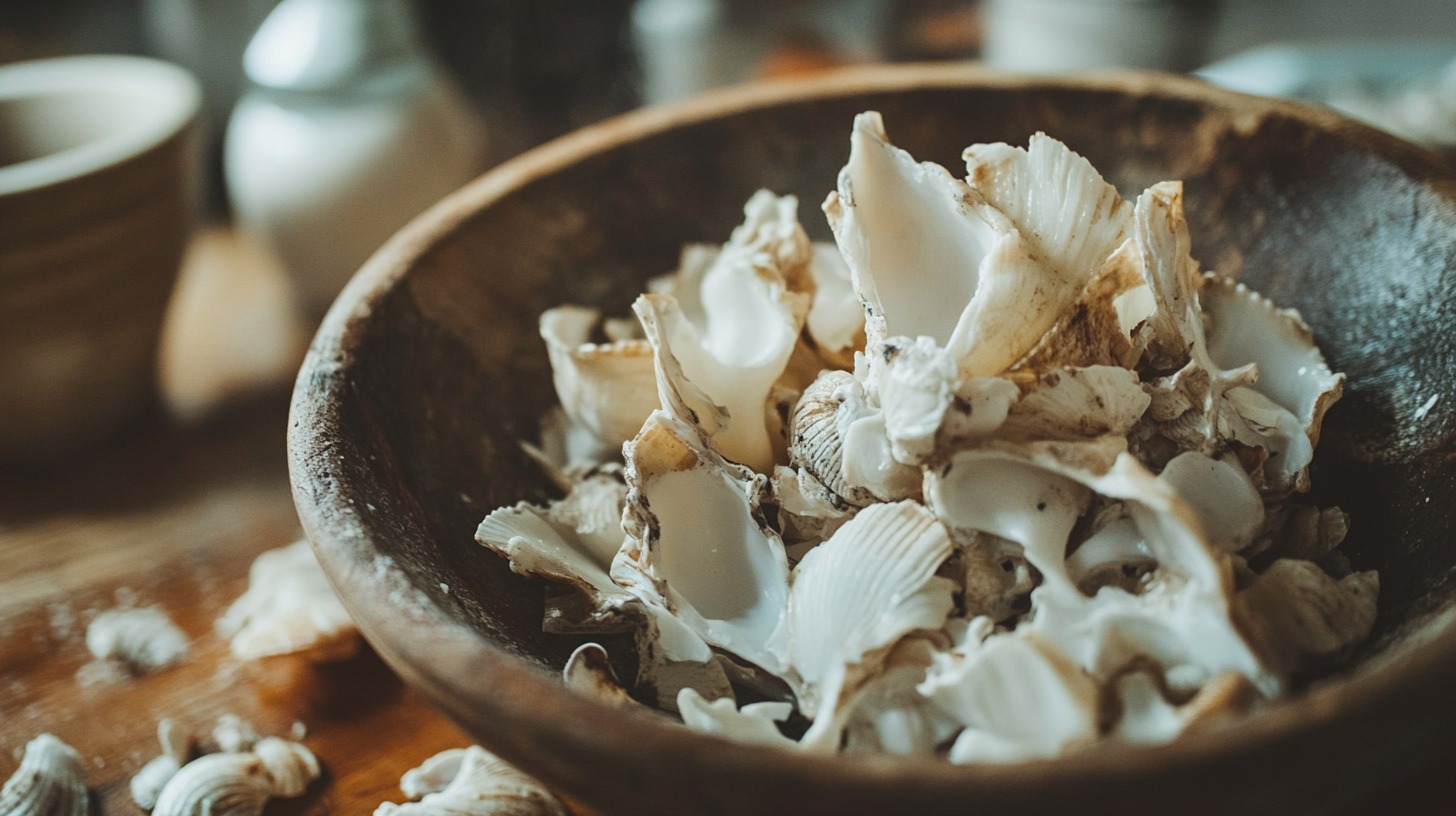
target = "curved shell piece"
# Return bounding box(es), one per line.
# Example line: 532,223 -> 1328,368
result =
631,190 -> 811,473
1128,181 -> 1204,372
86,605 -> 189,674
1157,451 -> 1264,552
152,737 -> 318,816
1203,274 -> 1344,494
617,410 -> 791,676
922,634 -> 1099,764
376,746 -> 567,816
1014,239 -> 1148,372
805,243 -> 865,366
215,540 -> 359,663
539,305 -> 659,458
131,719 -> 192,811
676,689 -> 797,748
0,734 -> 88,816
782,500 -> 955,748
923,448 -> 1092,590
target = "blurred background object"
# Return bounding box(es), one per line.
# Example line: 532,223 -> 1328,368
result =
0,55 -> 200,462
1,0 -> 1454,431
224,0 -> 486,321
982,0 -> 1217,73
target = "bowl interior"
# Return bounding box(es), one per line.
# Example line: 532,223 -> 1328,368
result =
294,68 -> 1456,814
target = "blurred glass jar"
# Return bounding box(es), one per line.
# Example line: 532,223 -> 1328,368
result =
983,0 -> 1220,74
225,0 -> 485,322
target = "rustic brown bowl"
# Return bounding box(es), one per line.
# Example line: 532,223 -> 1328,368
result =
0,55 -> 200,462
290,65 -> 1456,815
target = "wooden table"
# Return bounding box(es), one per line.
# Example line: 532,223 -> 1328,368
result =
0,229 -> 473,813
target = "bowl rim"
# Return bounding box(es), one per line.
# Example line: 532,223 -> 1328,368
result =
290,62 -> 1456,803
0,55 -> 201,197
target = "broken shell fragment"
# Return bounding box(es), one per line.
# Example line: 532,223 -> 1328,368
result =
562,643 -> 636,707
216,540 -> 359,663
376,747 -> 568,816
782,500 -> 955,748
0,734 -> 88,816
677,689 -> 797,748
86,605 -> 189,674
539,305 -> 659,458
131,719 -> 192,811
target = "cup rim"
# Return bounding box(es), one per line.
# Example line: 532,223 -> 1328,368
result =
0,55 -> 201,197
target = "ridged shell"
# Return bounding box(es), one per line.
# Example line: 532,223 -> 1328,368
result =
152,737 -> 318,816
787,370 -> 918,507
784,501 -> 955,748
0,734 -> 87,816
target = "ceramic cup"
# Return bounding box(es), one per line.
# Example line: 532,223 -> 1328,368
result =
0,56 -> 201,463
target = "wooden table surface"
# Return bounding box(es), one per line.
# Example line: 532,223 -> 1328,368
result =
0,229 -> 481,814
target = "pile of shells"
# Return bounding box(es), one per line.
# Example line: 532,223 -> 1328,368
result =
476,112 -> 1376,762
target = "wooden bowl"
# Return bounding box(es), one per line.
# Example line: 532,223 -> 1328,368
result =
290,65 -> 1456,815
0,56 -> 200,462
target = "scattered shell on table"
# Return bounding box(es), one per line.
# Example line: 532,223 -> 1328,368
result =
150,735 -> 319,816
376,747 -> 567,816
215,539 -> 360,663
85,605 -> 189,675
473,113 -> 1367,762
0,734 -> 88,816
130,719 -> 191,811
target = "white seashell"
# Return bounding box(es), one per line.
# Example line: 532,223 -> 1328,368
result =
1203,274 -> 1344,495
676,689 -> 796,748
477,483 -> 729,710
804,243 -> 864,365
868,335 -> 957,466
921,633 -> 1099,764
131,719 -> 191,811
562,643 -> 635,707
1157,451 -> 1264,552
152,737 -> 319,816
542,467 -> 628,568
539,305 -> 658,456
86,606 -> 189,674
0,733 -> 88,816
827,111 -> 1064,377
1233,559 -> 1379,678
922,447 -> 1093,591
215,540 -> 359,663
631,189 -> 811,473
616,410 -> 791,677
376,746 -> 567,816
781,501 -> 955,749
